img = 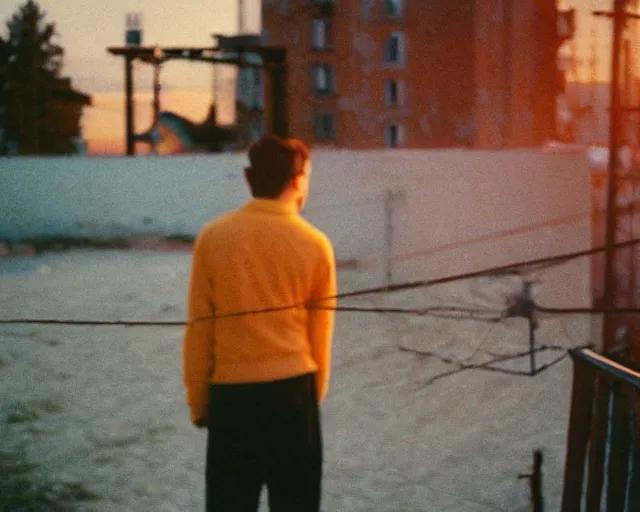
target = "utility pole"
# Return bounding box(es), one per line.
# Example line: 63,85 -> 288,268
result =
384,189 -> 405,285
125,55 -> 135,156
151,46 -> 164,155
594,1 -> 640,352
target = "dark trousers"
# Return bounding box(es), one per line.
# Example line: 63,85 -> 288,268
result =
206,373 -> 322,512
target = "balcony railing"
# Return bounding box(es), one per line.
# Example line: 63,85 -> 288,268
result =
561,348 -> 640,511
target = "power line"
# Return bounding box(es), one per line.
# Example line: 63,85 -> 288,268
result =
0,306 -> 506,328
0,319 -> 184,327
312,194 -> 639,271
333,236 -> 640,301
537,305 -> 640,315
388,212 -> 589,266
311,305 -> 504,317
463,322 -> 500,362
2,238 -> 640,327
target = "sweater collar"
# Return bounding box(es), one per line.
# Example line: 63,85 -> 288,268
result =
243,198 -> 299,215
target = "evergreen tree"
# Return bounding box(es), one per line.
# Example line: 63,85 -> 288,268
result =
1,0 -> 64,154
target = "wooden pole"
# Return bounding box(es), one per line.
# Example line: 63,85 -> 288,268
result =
529,316 -> 537,377
518,449 -> 545,512
532,450 -> 544,512
152,51 -> 162,155
385,190 -> 394,285
125,55 -> 135,156
601,0 -> 625,352
384,190 -> 404,285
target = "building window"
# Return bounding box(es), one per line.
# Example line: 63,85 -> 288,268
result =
384,32 -> 405,65
314,112 -> 336,139
385,79 -> 405,106
312,19 -> 331,50
313,64 -> 335,94
385,123 -> 405,148
384,0 -> 404,18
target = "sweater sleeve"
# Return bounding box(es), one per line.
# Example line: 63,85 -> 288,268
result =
308,238 -> 337,403
183,232 -> 216,424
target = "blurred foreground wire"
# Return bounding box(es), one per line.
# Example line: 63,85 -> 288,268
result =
2,237 -> 640,326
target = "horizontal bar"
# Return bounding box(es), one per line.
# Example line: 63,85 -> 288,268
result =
570,348 -> 640,390
107,48 -> 284,68
593,10 -> 640,20
107,45 -> 285,60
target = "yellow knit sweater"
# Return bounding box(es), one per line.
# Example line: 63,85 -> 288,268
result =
183,198 -> 337,423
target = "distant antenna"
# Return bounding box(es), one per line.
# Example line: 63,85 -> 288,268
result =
125,12 -> 143,47
238,0 -> 246,33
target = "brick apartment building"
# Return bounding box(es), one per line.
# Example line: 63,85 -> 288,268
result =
261,0 -> 572,149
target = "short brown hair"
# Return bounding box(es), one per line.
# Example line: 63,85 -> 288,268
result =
245,135 -> 311,199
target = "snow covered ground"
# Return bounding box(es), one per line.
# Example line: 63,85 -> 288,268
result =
0,248 -> 591,511
0,148 -> 594,510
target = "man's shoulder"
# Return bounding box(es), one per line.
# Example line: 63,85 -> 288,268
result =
194,211 -> 236,247
296,217 -> 334,255
200,210 -> 238,233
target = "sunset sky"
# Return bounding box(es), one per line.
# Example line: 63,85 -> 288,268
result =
0,0 -> 260,154
0,0 -> 626,155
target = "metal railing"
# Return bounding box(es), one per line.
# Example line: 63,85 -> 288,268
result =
561,348 -> 640,511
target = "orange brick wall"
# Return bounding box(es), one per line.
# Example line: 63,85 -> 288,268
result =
264,0 -> 558,149
474,0 -> 558,149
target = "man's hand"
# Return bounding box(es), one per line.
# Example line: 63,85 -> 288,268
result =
193,417 -> 208,429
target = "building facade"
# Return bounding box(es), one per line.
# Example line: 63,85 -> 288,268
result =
262,0 -> 568,149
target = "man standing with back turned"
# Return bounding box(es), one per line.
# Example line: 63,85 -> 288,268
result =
183,135 -> 337,512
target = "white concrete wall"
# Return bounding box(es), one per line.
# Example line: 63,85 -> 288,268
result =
1,149 -> 590,305
0,154 -> 250,240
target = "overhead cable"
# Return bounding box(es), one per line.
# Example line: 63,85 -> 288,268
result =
2,238 -> 640,327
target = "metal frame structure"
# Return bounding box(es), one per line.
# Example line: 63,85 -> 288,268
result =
107,44 -> 287,155
561,347 -> 640,511
594,3 -> 640,352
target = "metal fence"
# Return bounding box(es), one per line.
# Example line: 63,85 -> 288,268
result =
561,348 -> 640,511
